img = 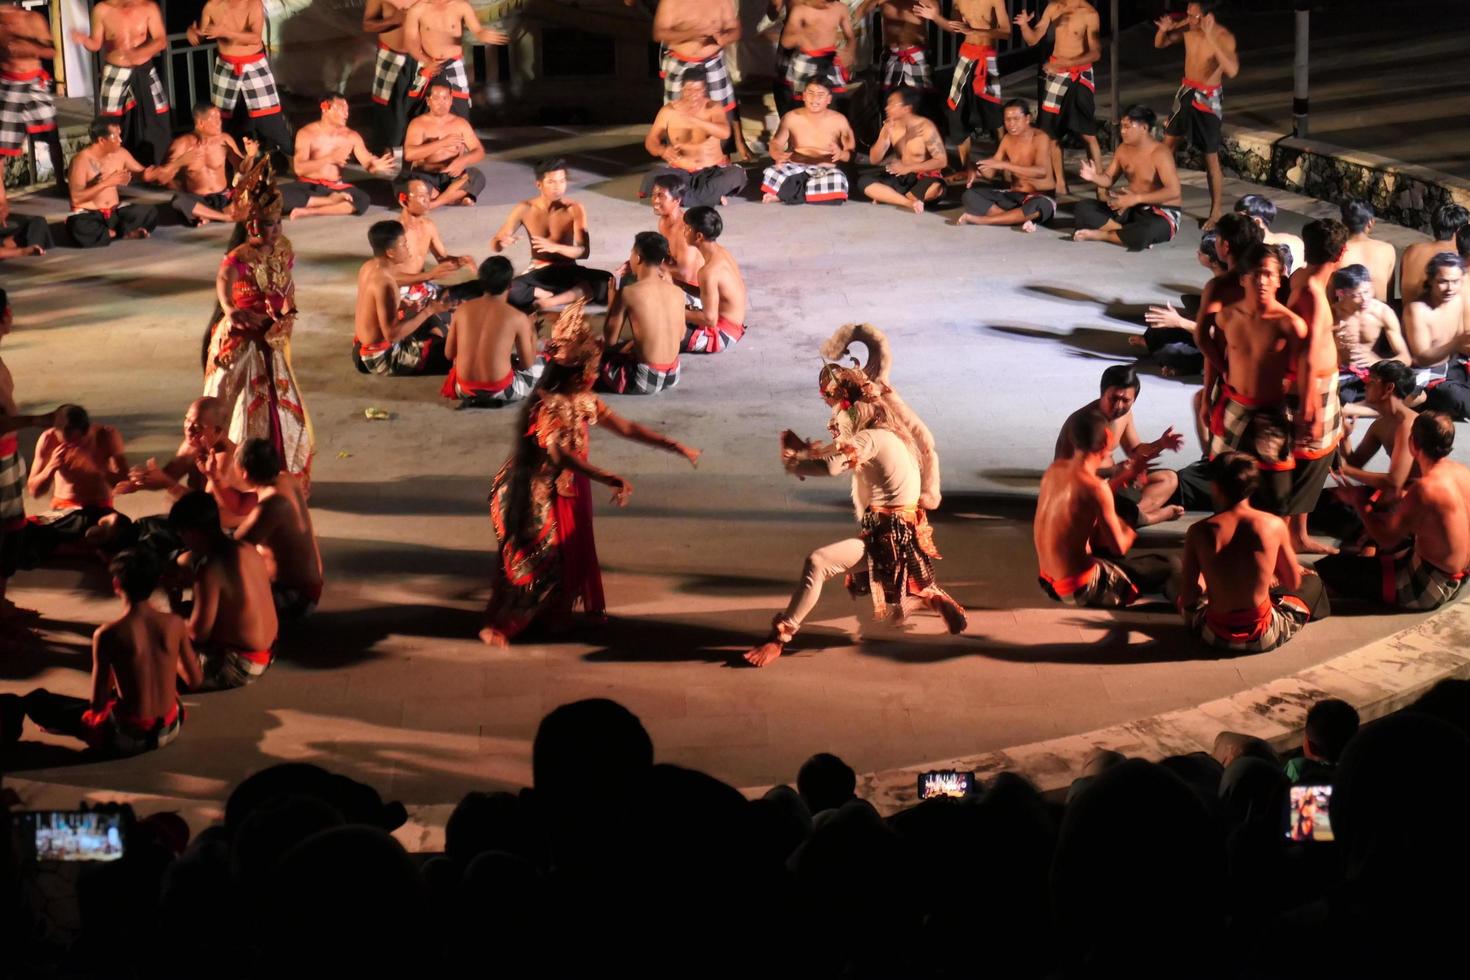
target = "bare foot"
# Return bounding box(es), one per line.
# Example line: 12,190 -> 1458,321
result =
951,213 -> 976,227
907,198 -> 924,214
761,192 -> 780,204
1293,535 -> 1339,556
457,197 -> 475,206
928,593 -> 968,635
289,207 -> 304,220
1202,212 -> 1221,231
743,641 -> 784,667
1071,229 -> 1104,242
1153,505 -> 1187,523
1018,220 -> 1037,233
1160,365 -> 1182,378
478,627 -> 511,647
719,196 -> 729,206
197,217 -> 212,227
1128,335 -> 1148,348
124,228 -> 150,240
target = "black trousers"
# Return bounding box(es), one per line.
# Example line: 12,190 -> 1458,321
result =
65,205 -> 158,248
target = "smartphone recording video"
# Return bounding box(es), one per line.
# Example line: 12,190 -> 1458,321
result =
918,770 -> 974,800
1285,785 -> 1334,842
20,810 -> 127,862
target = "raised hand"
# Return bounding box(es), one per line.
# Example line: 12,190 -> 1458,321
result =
1013,11 -> 1032,27
1155,426 -> 1185,454
1144,303 -> 1188,330
1079,159 -> 1098,183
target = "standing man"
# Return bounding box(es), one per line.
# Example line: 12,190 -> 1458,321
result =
955,98 -> 1056,230
1071,105 -> 1182,251
402,0 -> 509,119
492,157 -> 613,312
64,117 -> 161,247
1015,0 -> 1102,197
919,0 -> 1011,166
161,105 -> 254,226
441,257 -> 539,407
282,94 -> 392,219
354,219 -> 450,375
1339,199 -> 1397,303
1178,452 -> 1326,653
403,79 -> 486,207
189,0 -> 293,154
760,79 -> 855,205
682,206 -> 747,354
363,0 -> 420,155
639,67 -> 747,208
599,232 -> 685,395
0,1 -> 65,180
853,0 -> 935,96
856,86 -> 947,214
773,0 -> 854,116
72,0 -> 171,166
1155,1 -> 1240,229
653,0 -> 752,162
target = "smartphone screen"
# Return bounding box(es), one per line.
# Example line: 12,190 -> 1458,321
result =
918,771 -> 974,800
21,810 -> 127,862
1285,785 -> 1334,842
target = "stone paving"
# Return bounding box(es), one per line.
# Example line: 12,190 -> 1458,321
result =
2,125 -> 1466,843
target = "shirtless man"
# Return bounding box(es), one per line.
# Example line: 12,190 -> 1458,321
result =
1154,2 -> 1238,227
653,0 -> 751,161
112,396 -> 248,534
857,86 -> 947,213
1072,105 -> 1182,250
403,79 -> 486,206
760,80 -> 855,205
0,178 -> 50,257
442,256 -> 538,407
363,0 -> 421,154
0,291 -> 55,625
393,176 -> 477,310
0,1 -> 65,180
2,549 -> 201,754
493,157 -> 613,312
189,0 -> 292,154
1236,195 -> 1302,274
64,118 -> 160,248
160,105 -> 253,225
1404,253 -> 1470,421
1331,264 -> 1408,406
1282,218 -> 1349,554
853,0 -> 935,94
955,98 -> 1055,229
72,0 -> 171,165
1034,407 -> 1174,607
1179,452 -> 1326,653
1015,0 -> 1101,196
1333,360 -> 1418,500
774,0 -> 855,115
235,438 -> 322,619
639,68 -> 746,209
1316,412 -> 1470,611
1400,204 -> 1468,307
646,173 -> 704,289
1054,365 -> 1185,528
913,0 -> 1008,165
23,405 -> 126,567
682,206 -> 748,354
599,232 -> 685,395
354,219 -> 450,376
1339,199 -> 1397,303
403,0 -> 508,119
170,490 -> 278,689
282,94 -> 389,219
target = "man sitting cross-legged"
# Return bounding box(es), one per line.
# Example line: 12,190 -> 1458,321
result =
856,86 -> 947,214
1404,253 -> 1470,420
440,256 -> 540,407
1178,451 -> 1329,653
955,98 -> 1056,231
772,0 -> 855,116
1,548 -> 202,755
160,104 -> 256,226
402,79 -> 486,208
599,232 -> 684,395
170,490 -> 278,689
65,117 -> 160,247
1071,104 -> 1182,251
1034,406 -> 1175,607
282,93 -> 392,220
644,173 -> 704,292
682,206 -> 747,354
354,219 -> 450,375
493,157 -> 614,312
1318,360 -> 1419,549
1315,412 -> 1470,611
638,66 -> 747,208
1332,263 -> 1408,407
234,438 -> 322,620
22,405 -> 127,567
1054,365 -> 1185,528
393,176 -> 478,312
760,79 -> 855,205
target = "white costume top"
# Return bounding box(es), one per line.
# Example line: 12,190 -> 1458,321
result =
818,428 -> 920,513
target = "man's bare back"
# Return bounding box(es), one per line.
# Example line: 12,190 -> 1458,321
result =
1340,237 -> 1397,302
618,276 -> 686,365
195,539 -> 278,652
694,242 -> 747,327
1401,240 -> 1460,306
236,472 -> 321,593
446,292 -> 535,383
1035,458 -> 1112,579
1186,505 -> 1291,613
96,604 -> 193,719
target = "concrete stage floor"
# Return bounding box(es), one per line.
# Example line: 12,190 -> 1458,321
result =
0,125 -> 1457,832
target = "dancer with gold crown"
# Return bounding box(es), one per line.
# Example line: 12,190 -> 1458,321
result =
202,156 -> 314,486
480,300 -> 702,647
744,323 -> 967,668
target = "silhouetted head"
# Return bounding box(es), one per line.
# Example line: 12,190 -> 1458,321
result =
797,753 -> 857,814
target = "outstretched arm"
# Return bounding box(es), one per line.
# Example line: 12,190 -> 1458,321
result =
599,408 -> 701,465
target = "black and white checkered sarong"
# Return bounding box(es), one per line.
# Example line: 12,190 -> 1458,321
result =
880,45 -> 932,90
781,48 -> 849,96
760,162 -> 849,203
96,62 -> 169,116
372,45 -> 412,104
659,47 -> 736,112
946,47 -> 999,110
1040,65 -> 1093,116
0,440 -> 25,526
0,70 -> 56,156
408,56 -> 469,99
209,53 -> 281,115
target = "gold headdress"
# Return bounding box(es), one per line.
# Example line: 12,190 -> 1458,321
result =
543,299 -> 601,368
229,152 -> 285,229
